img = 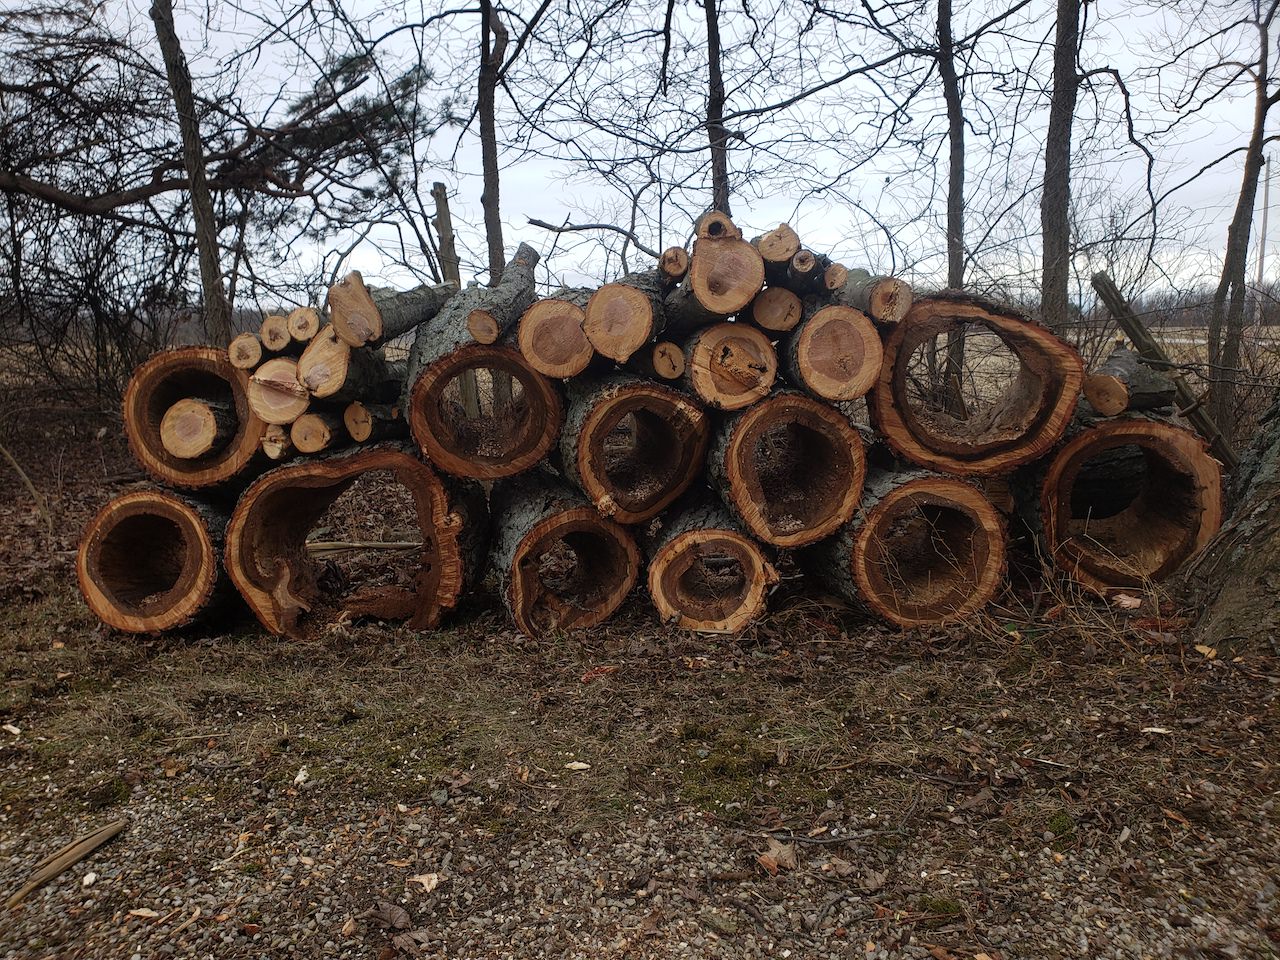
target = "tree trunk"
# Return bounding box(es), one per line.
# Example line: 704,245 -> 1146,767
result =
702,0 -> 731,215
149,0 -> 231,346
296,326 -> 398,402
327,271 -> 457,347
159,398 -> 236,460
780,303 -> 882,402
1083,347 -> 1177,416
938,0 -> 968,415
478,0 -> 508,286
681,322 -> 777,410
1039,0 -> 1081,331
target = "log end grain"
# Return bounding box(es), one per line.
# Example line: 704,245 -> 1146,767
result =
660,246 -> 691,284
745,287 -> 802,333
752,223 -> 801,266
648,527 -> 775,634
689,235 -> 765,316
159,398 -> 234,460
584,283 -> 657,362
296,327 -> 351,399
260,313 -> 292,352
467,309 -> 502,345
228,333 -> 263,370
287,307 -> 322,343
790,305 -> 883,402
328,271 -> 383,346
518,298 -> 593,378
247,357 -> 311,425
1083,373 -> 1129,417
685,323 -> 777,410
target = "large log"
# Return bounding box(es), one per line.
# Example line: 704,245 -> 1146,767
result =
1083,346 -> 1177,416
327,270 -> 458,347
662,212 -> 765,332
781,303 -> 882,402
583,272 -> 666,362
645,497 -> 776,633
832,269 -> 913,324
681,322 -> 777,411
296,326 -> 397,402
752,223 -> 801,286
806,469 -> 1007,628
77,489 -> 229,633
708,390 -> 865,547
123,346 -> 267,488
868,294 -> 1084,476
519,288 -> 596,377
247,357 -> 311,425
489,471 -> 640,639
560,374 -> 710,524
224,444 -> 485,635
1017,414 -> 1223,593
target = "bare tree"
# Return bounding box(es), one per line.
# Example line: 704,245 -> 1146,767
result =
1040,0 -> 1081,331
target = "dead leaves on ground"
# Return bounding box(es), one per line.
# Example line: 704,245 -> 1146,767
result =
756,837 -> 797,875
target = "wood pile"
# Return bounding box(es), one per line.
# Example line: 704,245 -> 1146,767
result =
79,211 -> 1225,639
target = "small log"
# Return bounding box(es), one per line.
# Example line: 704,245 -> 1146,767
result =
659,246 -> 691,285
707,389 -> 866,548
806,469 -> 1007,628
287,306 -> 322,343
160,398 -> 236,460
296,326 -> 396,401
78,489 -> 228,633
560,374 -> 710,524
225,443 -> 485,635
247,357 -> 311,425
327,270 -> 457,347
1083,347 -> 1178,416
584,272 -> 666,362
228,333 -> 263,370
489,470 -> 640,639
646,497 -> 776,634
625,341 -> 685,381
260,313 -> 293,353
780,303 -> 883,402
832,269 -> 913,324
740,287 -> 802,333
344,401 -> 406,443
519,289 -> 596,378
682,322 -> 777,410
752,223 -> 802,286
663,212 -> 765,332
868,294 -> 1084,476
785,249 -> 822,293
824,262 -> 849,292
123,346 -> 266,488
290,411 -> 345,454
262,423 -> 294,461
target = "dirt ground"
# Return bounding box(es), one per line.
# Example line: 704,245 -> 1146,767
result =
2,400 -> 1279,959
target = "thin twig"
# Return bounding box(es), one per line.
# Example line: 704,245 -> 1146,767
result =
526,218 -> 661,259
0,441 -> 54,540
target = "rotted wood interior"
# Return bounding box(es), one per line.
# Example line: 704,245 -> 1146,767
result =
683,322 -> 777,410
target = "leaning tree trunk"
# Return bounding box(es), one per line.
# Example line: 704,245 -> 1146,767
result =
488,471 -> 640,639
708,389 -> 866,548
681,322 -> 778,410
1083,346 -> 1177,417
327,270 -> 457,347
780,302 -> 883,403
805,469 -> 1007,629
224,443 -> 485,636
78,489 -> 231,633
645,496 -> 776,634
559,374 -> 710,524
518,288 -> 596,379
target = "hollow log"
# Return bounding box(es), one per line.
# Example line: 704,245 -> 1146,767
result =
781,303 -> 882,402
584,272 -> 666,362
1083,347 -> 1177,417
682,322 -> 777,411
740,287 -> 802,333
344,401 -> 406,443
752,223 -> 801,286
262,423 -> 294,461
646,497 -> 776,633
659,246 -> 691,285
287,307 -> 322,343
832,269 -> 913,324
406,341 -> 562,479
489,470 -> 640,639
1016,414 -> 1223,593
78,489 -> 229,633
560,374 -> 710,524
625,341 -> 685,381
290,411 -> 345,454
663,212 -> 764,332
247,357 -> 311,425
123,346 -> 267,488
160,398 -> 236,460
868,294 -> 1084,476
260,313 -> 293,353
225,443 -> 484,635
519,289 -> 596,378
327,270 -> 458,347
806,469 -> 1007,628
708,390 -> 865,547
296,326 -> 396,402
228,333 -> 263,370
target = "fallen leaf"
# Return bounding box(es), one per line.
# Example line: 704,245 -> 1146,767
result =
407,873 -> 441,893
757,837 -> 797,875
241,923 -> 261,935
341,917 -> 358,937
580,665 -> 619,683
366,900 -> 412,930
390,932 -> 421,956
1112,593 -> 1142,610
1194,644 -> 1218,659
128,908 -> 160,919
564,760 -> 591,771
821,856 -> 856,878
860,869 -> 887,893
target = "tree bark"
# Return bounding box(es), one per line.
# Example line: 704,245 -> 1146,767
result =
702,0 -> 731,215
938,0 -> 968,415
327,271 -> 457,347
1083,347 -> 1177,416
831,269 -> 913,323
478,0 -> 508,285
1039,0 -> 1081,332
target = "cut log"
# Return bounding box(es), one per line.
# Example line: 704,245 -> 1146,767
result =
296,326 -> 396,401
290,411 -> 345,454
327,270 -> 458,347
225,443 -> 484,635
659,246 -> 691,285
1018,414 -> 1223,593
77,489 -> 228,633
663,212 -> 765,332
260,313 -> 292,352
262,423 -> 294,461
287,307 -> 322,343
625,341 -> 685,381
123,346 -> 267,488
584,272 -> 666,362
489,471 -> 640,639
228,333 -> 263,370
708,390 -> 866,548
806,469 -> 1007,628
781,304 -> 883,402
824,262 -> 849,292
344,401 -> 405,443
681,322 -> 777,410
869,294 -> 1084,476
407,342 -> 562,479
560,374 -> 710,524
247,357 -> 311,425
159,398 -> 236,460
785,249 -> 821,293
1083,347 -> 1177,416
752,223 -> 802,286
833,269 -> 913,323
740,287 -> 802,333
519,289 -> 596,378
646,497 -> 776,633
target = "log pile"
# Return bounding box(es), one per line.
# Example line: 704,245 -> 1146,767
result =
79,211 -> 1225,640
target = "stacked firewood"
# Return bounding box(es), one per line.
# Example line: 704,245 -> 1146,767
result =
77,211 -> 1224,640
